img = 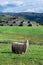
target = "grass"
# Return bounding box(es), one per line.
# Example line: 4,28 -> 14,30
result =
0,26 -> 43,65
0,26 -> 43,34
0,15 -> 28,23
0,33 -> 43,44
0,15 -> 13,19
0,44 -> 43,65
0,26 -> 43,44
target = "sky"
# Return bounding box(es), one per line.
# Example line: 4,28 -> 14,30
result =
0,0 -> 43,13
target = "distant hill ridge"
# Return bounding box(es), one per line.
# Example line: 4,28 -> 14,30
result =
0,12 -> 43,24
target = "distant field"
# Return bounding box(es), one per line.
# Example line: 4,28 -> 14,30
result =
0,26 -> 43,44
0,26 -> 43,34
0,44 -> 43,65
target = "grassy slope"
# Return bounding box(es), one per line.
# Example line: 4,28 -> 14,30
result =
0,44 -> 43,65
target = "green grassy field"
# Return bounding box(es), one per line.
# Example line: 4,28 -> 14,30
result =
0,44 -> 43,65
0,26 -> 43,65
0,26 -> 43,44
0,33 -> 43,44
0,26 -> 43,34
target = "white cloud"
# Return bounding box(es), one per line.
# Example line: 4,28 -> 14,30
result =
9,0 -> 24,6
25,9 -> 35,12
0,0 -> 8,6
0,0 -> 43,12
25,7 -> 43,13
0,0 -> 24,6
3,7 -> 17,12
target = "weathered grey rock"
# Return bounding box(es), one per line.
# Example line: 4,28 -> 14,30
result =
23,22 -> 28,26
0,23 -> 4,26
19,21 -> 23,26
28,23 -> 32,26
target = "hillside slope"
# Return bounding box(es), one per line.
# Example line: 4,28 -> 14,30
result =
0,12 -> 43,25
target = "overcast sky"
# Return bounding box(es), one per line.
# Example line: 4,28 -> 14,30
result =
0,0 -> 43,13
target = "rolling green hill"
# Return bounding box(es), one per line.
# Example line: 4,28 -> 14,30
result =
0,15 -> 40,26
0,12 -> 43,25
